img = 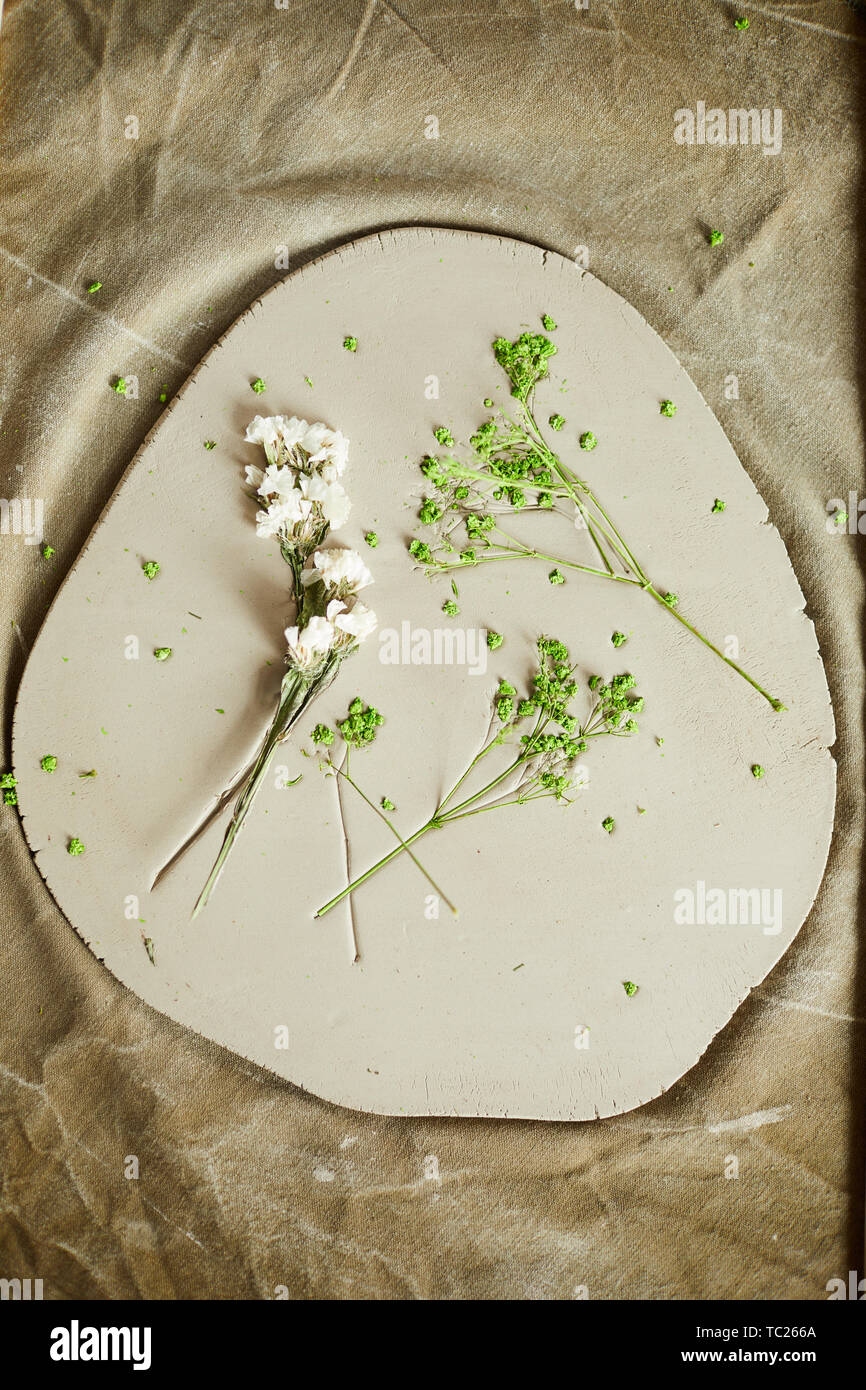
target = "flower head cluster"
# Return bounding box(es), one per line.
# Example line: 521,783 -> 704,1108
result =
301,547 -> 372,600
481,640 -> 582,803
486,638 -> 644,803
337,698 -> 384,749
493,332 -> 557,403
586,671 -> 643,736
244,415 -> 351,552
285,548 -> 377,673
406,416 -> 562,573
243,417 -> 377,676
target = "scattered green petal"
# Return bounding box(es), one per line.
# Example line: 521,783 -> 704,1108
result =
711,498 -> 726,513
381,797 -> 396,812
660,399 -> 677,417
203,440 -> 217,450
142,560 -> 160,580
611,631 -> 627,648
486,631 -> 503,650
251,377 -> 266,394
433,425 -> 454,447
311,724 -> 334,746
87,281 -> 102,293
709,229 -> 724,247
623,980 -> 638,997
112,377 -> 127,395
442,599 -> 459,617
579,430 -> 597,451
751,763 -> 765,779
548,413 -> 566,431
40,755 -> 58,773
343,335 -> 358,352
548,569 -> 565,585
153,647 -> 172,661
67,838 -> 85,856
41,544 -> 55,560
734,16 -> 749,29
364,531 -> 379,548
602,816 -> 615,834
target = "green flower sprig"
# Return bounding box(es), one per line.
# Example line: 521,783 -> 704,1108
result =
405,328 -> 785,712
314,639 -> 643,920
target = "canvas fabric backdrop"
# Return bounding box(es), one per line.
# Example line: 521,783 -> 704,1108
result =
0,0 -> 863,1300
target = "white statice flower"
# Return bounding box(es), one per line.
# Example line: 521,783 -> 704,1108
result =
300,473 -> 351,528
284,615 -> 336,670
324,598 -> 347,623
244,415 -> 283,462
301,422 -> 349,478
255,490 -> 310,539
301,547 -> 373,595
334,601 -> 377,645
275,415 -> 310,452
322,598 -> 377,650
245,416 -> 360,574
261,462 -> 302,500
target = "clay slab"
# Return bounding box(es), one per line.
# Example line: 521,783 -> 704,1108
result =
12,229 -> 835,1119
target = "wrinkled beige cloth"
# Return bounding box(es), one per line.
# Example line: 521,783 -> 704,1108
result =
1,0 -> 863,1300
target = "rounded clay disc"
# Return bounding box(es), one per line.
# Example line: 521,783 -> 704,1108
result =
12,228 -> 835,1120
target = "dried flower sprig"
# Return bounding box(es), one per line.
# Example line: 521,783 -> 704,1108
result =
406,330 -> 785,711
314,638 -> 642,920
153,414 -> 377,914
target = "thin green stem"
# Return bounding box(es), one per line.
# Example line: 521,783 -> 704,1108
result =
327,760 -> 458,916
430,537 -> 643,587
315,822 -> 436,918
438,755 -> 527,820
192,672 -> 311,918
191,657 -> 340,918
437,730 -> 503,811
644,585 -> 785,710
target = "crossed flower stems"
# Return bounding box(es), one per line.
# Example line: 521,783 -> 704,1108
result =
313,639 -> 643,920
407,329 -> 786,713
